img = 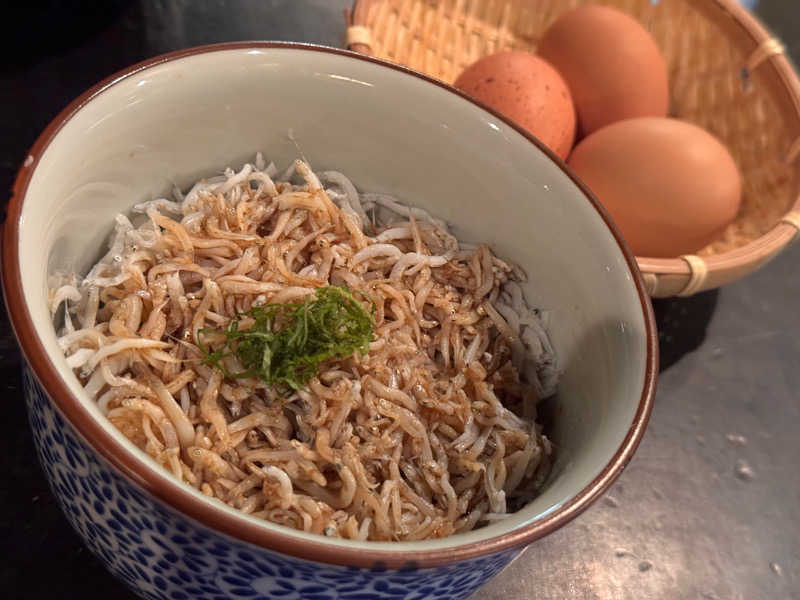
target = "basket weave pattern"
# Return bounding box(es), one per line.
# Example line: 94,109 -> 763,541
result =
348,0 -> 800,297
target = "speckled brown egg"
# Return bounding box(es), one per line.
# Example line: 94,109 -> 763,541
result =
537,5 -> 669,137
568,117 -> 742,258
454,51 -> 576,159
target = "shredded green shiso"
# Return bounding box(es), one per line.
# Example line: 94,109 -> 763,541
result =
200,286 -> 374,391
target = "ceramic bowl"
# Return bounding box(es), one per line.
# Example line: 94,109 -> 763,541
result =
3,42 -> 657,600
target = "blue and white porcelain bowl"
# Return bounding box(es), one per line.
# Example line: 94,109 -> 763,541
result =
3,43 -> 657,600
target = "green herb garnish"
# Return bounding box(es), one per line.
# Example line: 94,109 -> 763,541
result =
200,286 -> 374,391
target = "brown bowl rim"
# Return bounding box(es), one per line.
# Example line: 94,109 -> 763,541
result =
2,41 -> 658,570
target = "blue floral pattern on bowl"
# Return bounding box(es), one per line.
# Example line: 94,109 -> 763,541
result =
23,367 -> 521,600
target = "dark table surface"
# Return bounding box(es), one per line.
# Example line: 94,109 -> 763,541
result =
1,1 -> 798,599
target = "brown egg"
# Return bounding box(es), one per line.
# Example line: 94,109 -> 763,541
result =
454,51 -> 576,159
537,5 -> 669,136
567,118 -> 742,258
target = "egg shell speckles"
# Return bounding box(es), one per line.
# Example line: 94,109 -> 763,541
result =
455,51 -> 576,159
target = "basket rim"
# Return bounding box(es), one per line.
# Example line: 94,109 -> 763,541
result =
348,0 -> 800,281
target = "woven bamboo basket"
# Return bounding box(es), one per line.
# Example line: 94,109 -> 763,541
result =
345,0 -> 800,297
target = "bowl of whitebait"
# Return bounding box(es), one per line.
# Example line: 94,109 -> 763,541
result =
3,42 -> 657,600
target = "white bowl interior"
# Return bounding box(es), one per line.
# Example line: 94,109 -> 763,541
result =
18,46 -> 649,552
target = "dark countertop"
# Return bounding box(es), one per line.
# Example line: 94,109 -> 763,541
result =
1,2 -> 797,598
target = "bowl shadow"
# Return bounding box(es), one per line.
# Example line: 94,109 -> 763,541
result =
652,289 -> 719,372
